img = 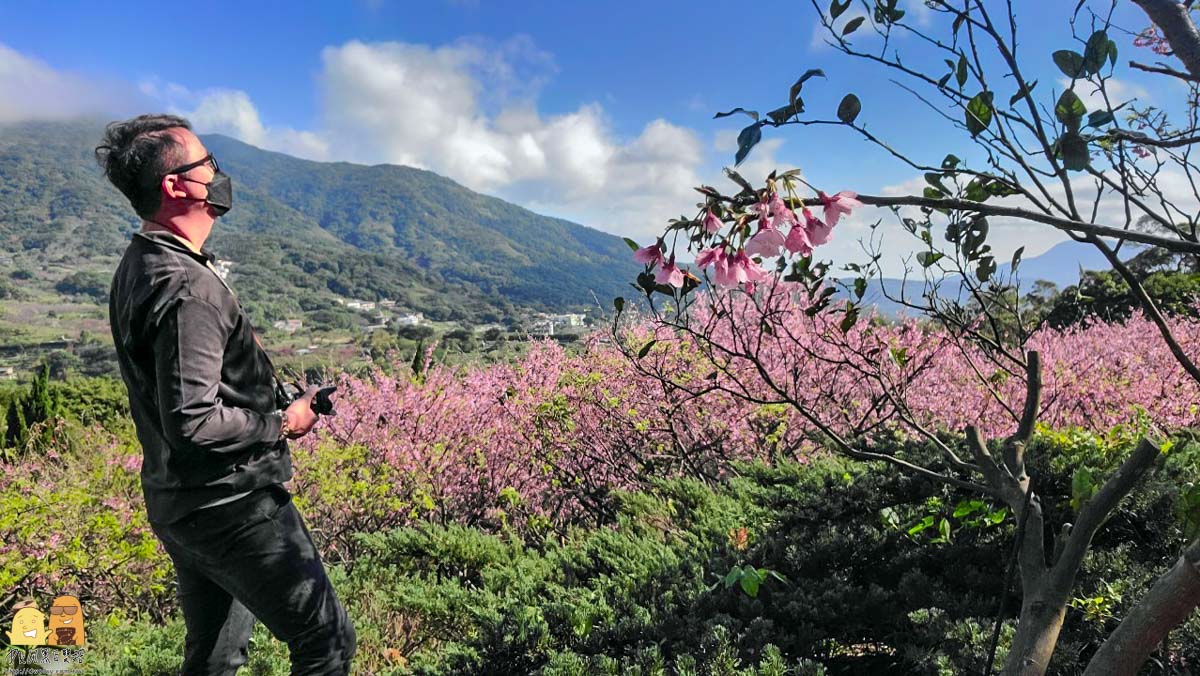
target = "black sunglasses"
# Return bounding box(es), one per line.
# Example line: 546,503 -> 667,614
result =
165,153 -> 219,176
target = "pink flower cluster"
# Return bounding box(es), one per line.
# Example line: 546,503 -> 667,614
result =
1134,26 -> 1172,56
633,189 -> 861,291
281,301 -> 1199,541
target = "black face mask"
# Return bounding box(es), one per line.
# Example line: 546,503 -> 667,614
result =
165,153 -> 234,216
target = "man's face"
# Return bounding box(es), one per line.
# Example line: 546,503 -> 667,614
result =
164,127 -> 219,218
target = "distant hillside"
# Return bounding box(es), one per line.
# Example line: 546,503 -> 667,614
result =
857,240 -> 1139,316
0,120 -> 640,326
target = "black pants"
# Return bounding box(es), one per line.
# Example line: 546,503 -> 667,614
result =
150,484 -> 356,675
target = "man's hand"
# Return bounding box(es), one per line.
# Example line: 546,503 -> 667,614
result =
283,385 -> 321,438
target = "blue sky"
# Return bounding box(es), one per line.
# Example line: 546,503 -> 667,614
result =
0,0 -> 1180,272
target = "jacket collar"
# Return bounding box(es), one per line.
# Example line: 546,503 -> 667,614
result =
134,230 -> 217,264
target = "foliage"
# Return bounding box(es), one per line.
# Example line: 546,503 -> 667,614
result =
70,432 -> 1200,674
1045,270 -> 1200,328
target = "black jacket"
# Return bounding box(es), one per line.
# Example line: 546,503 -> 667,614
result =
109,230 -> 290,525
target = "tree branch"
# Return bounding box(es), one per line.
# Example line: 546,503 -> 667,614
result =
1052,438 -> 1162,584
1083,536 -> 1200,675
777,194 -> 1200,254
1131,0 -> 1200,78
1129,59 -> 1200,81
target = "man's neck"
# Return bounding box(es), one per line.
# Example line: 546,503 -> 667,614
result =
141,220 -> 208,254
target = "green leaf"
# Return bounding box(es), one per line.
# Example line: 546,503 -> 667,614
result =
908,515 -> 935,536
739,567 -> 765,597
1082,30 -> 1110,75
976,255 -> 996,282
984,178 -> 1021,197
839,304 -> 859,332
767,103 -> 800,125
937,517 -> 952,542
637,339 -> 657,359
735,123 -> 763,166
837,93 -> 862,123
714,107 -> 759,122
1053,50 -> 1086,78
1011,246 -> 1025,272
623,237 -> 640,252
917,251 -> 944,268
956,54 -> 968,88
829,0 -> 852,20
941,154 -> 961,170
1009,79 -> 1038,106
889,346 -> 909,367
853,277 -> 867,300
924,172 -> 949,194
790,68 -> 825,109
1087,110 -> 1115,128
842,16 -> 866,36
953,500 -> 985,518
1071,467 -> 1096,511
1055,89 -> 1087,130
965,91 -> 994,137
613,297 -> 625,314
1058,131 -> 1090,171
723,168 -> 755,194
723,565 -> 743,588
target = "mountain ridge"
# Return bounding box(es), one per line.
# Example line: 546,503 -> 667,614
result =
0,119 -> 641,326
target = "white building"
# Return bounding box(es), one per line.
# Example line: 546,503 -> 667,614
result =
395,313 -> 425,326
550,313 -> 586,328
273,319 -> 303,334
213,259 -> 234,280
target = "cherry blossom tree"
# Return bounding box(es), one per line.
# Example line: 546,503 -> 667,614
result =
617,1 -> 1200,673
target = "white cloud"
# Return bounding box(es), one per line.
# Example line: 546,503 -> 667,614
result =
312,38 -> 710,241
0,43 -> 142,123
1060,77 -> 1151,111
141,80 -> 330,160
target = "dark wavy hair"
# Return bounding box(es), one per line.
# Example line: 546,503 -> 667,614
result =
95,114 -> 192,219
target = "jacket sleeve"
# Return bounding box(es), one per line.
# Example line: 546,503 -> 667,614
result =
152,295 -> 282,454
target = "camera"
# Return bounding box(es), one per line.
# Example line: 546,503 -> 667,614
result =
279,383 -> 337,416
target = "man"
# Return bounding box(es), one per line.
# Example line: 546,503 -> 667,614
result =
98,114 -> 356,675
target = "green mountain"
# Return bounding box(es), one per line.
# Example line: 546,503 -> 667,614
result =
0,119 -> 639,326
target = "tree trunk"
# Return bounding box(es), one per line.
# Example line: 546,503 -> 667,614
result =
1082,538 -> 1200,675
1132,0 -> 1200,78
1001,587 -> 1071,676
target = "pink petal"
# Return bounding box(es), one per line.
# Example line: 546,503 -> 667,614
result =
695,247 -> 722,269
703,209 -> 723,234
785,224 -> 813,255
634,244 -> 664,266
655,262 -> 685,288
745,229 -> 786,258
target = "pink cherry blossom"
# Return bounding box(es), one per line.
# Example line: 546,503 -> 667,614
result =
695,247 -> 723,269
746,227 -> 787,258
784,221 -> 813,256
818,190 -> 863,227
803,207 -> 835,246
704,209 -> 723,234
769,193 -> 799,227
731,250 -> 769,284
634,242 -> 665,267
655,257 -> 686,287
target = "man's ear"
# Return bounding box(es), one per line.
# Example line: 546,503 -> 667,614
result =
161,173 -> 187,199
